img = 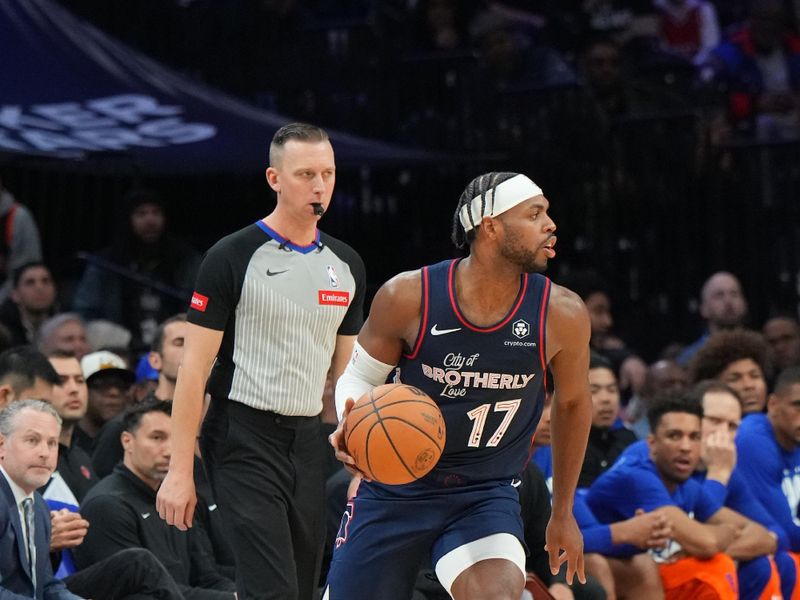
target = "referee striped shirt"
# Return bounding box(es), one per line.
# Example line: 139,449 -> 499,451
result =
188,221 -> 365,416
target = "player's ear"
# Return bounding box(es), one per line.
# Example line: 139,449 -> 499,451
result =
767,392 -> 778,414
482,216 -> 499,239
266,167 -> 280,193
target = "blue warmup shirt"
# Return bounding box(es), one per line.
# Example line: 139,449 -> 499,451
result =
736,413 -> 800,551
587,447 -> 723,559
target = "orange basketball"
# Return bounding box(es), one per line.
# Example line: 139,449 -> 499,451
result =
344,383 -> 446,485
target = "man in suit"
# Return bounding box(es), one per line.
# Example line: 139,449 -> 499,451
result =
0,398 -> 188,600
0,398 -> 82,599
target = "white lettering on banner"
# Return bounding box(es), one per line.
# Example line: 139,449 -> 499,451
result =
781,467 -> 800,526
0,94 -> 217,153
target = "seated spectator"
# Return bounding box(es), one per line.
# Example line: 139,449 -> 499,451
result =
677,271 -> 748,366
0,345 -> 61,409
89,314 -> 232,580
74,400 -> 236,599
703,0 -> 800,140
72,188 -> 200,352
762,314 -> 800,373
560,270 -> 647,401
0,262 -> 57,347
579,353 -> 638,487
73,350 -> 135,455
654,0 -> 721,64
92,314 -> 186,476
37,313 -> 91,360
688,328 -> 770,415
625,381 -> 786,599
626,359 -> 688,438
736,367 -> 800,573
0,399 -> 186,600
588,394 -> 762,599
692,380 -> 791,599
0,176 -> 43,304
42,351 -> 97,502
40,351 -> 95,579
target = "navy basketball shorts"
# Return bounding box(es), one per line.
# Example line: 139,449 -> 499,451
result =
324,478 -> 526,600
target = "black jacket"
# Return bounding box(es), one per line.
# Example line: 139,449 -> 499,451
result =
73,464 -> 234,600
578,425 -> 638,488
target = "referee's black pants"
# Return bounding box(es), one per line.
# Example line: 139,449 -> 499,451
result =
201,399 -> 326,600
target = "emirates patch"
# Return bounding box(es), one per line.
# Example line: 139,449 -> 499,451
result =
190,291 -> 209,312
318,290 -> 350,306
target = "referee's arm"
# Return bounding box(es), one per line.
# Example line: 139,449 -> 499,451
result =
157,322 -> 224,531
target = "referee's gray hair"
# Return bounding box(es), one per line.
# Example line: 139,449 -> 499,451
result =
0,399 -> 62,437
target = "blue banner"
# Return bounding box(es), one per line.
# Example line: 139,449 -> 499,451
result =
0,0 -> 438,173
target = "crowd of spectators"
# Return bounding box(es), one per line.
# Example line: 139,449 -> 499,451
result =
56,0 -> 800,147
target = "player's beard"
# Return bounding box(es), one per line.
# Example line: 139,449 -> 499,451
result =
499,228 -> 546,274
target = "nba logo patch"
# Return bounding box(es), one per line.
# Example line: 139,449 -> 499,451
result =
326,265 -> 339,288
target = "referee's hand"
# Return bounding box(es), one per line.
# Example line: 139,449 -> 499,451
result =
156,470 -> 197,531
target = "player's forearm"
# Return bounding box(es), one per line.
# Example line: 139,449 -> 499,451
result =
550,394 -> 591,515
681,523 -> 737,558
725,522 -> 777,560
659,506 -> 733,558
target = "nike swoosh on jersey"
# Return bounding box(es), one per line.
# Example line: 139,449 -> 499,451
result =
430,324 -> 462,336
266,268 -> 289,276
141,512 -> 151,519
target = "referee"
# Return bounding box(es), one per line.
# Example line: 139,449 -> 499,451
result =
157,123 -> 366,600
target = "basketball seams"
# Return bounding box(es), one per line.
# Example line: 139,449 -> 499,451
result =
345,397 -> 436,445
370,417 -> 417,481
378,416 -> 445,453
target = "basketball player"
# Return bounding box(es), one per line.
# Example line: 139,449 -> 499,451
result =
326,172 -> 592,599
156,123 -> 366,600
736,366 -> 800,597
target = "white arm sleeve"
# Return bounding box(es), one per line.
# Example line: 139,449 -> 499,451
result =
335,341 -> 395,421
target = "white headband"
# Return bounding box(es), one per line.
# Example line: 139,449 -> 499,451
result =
458,174 -> 543,232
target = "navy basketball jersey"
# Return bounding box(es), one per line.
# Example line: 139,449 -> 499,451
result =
397,259 -> 551,484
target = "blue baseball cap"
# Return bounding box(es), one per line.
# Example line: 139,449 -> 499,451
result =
135,354 -> 159,383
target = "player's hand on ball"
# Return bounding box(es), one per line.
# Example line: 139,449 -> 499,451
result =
329,398 -> 368,479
